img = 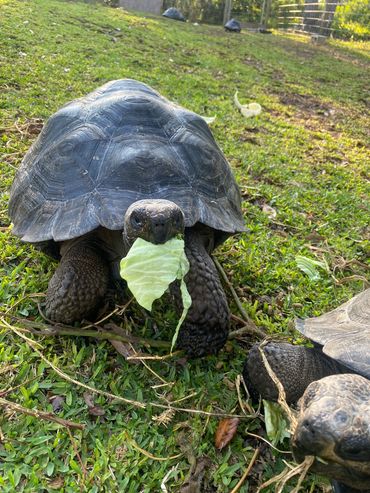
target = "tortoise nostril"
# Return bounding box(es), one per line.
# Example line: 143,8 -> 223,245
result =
302,419 -> 316,436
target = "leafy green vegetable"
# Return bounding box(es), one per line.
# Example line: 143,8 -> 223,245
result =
263,400 -> 291,446
295,255 -> 329,281
120,238 -> 192,350
234,91 -> 262,117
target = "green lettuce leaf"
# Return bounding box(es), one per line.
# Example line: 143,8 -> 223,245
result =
263,400 -> 291,445
120,238 -> 192,350
295,255 -> 329,281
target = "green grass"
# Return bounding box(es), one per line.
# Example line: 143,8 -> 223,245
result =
0,0 -> 369,491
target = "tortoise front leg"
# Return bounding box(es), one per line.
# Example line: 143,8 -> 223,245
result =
173,228 -> 230,357
45,239 -> 110,324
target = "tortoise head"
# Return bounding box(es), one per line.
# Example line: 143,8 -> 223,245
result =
292,374 -> 370,490
123,199 -> 185,246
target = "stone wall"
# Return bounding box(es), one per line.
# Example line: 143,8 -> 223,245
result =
119,0 -> 163,15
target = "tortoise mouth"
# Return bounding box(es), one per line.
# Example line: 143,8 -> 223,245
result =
292,447 -> 370,490
335,442 -> 370,462
123,199 -> 185,246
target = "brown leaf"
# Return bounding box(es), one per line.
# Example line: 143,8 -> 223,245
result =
48,477 -> 64,489
88,405 -> 106,417
215,418 -> 240,450
49,395 -> 64,413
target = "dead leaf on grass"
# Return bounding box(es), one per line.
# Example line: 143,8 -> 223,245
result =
262,204 -> 277,219
83,391 -> 106,417
215,417 -> 240,450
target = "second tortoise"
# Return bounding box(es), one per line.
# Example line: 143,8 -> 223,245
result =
245,289 -> 370,492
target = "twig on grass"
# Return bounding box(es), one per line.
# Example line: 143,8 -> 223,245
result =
6,316 -> 171,349
229,447 -> 260,493
0,396 -> 84,430
1,317 -> 250,419
213,257 -> 251,322
230,314 -> 267,339
214,258 -> 266,339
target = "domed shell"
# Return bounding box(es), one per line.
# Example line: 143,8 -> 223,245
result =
162,7 -> 186,21
9,79 -> 245,243
224,19 -> 241,32
296,288 -> 370,379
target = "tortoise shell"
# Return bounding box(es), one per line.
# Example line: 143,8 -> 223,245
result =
296,288 -> 370,379
162,7 -> 186,21
9,79 -> 245,243
224,19 -> 241,32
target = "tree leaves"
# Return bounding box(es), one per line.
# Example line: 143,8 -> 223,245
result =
263,400 -> 290,446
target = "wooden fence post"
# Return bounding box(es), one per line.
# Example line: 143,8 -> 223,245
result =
223,0 -> 233,24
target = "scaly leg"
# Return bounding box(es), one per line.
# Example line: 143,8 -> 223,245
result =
173,228 -> 230,357
45,238 -> 110,324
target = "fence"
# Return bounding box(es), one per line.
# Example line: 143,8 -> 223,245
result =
277,0 -> 343,36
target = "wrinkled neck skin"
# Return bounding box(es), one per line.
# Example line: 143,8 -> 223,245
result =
292,374 -> 370,491
332,480 -> 370,493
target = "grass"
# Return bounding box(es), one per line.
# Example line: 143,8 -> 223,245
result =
0,0 -> 369,491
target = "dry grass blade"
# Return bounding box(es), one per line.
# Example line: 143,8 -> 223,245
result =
256,456 -> 315,493
257,342 -> 298,433
229,447 -> 260,493
213,257 -> 264,336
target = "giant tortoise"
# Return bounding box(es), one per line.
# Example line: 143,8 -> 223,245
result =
8,79 -> 245,357
244,289 -> 370,492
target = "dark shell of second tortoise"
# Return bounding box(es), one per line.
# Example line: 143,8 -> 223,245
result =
296,288 -> 370,379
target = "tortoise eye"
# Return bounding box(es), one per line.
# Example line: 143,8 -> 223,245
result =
334,410 -> 349,427
131,214 -> 142,228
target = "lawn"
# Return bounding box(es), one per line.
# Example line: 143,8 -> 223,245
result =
0,0 -> 369,491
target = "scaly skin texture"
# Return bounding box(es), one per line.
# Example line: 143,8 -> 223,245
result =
293,374 -> 370,490
172,228 -> 230,357
44,240 -> 110,323
43,202 -> 229,356
244,343 -> 370,491
243,342 -> 349,403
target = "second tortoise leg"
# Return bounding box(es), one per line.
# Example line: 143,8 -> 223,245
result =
44,237 -> 110,324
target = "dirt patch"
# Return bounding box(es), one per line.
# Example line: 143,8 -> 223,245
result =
0,118 -> 44,139
278,92 -> 330,113
269,90 -> 341,134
